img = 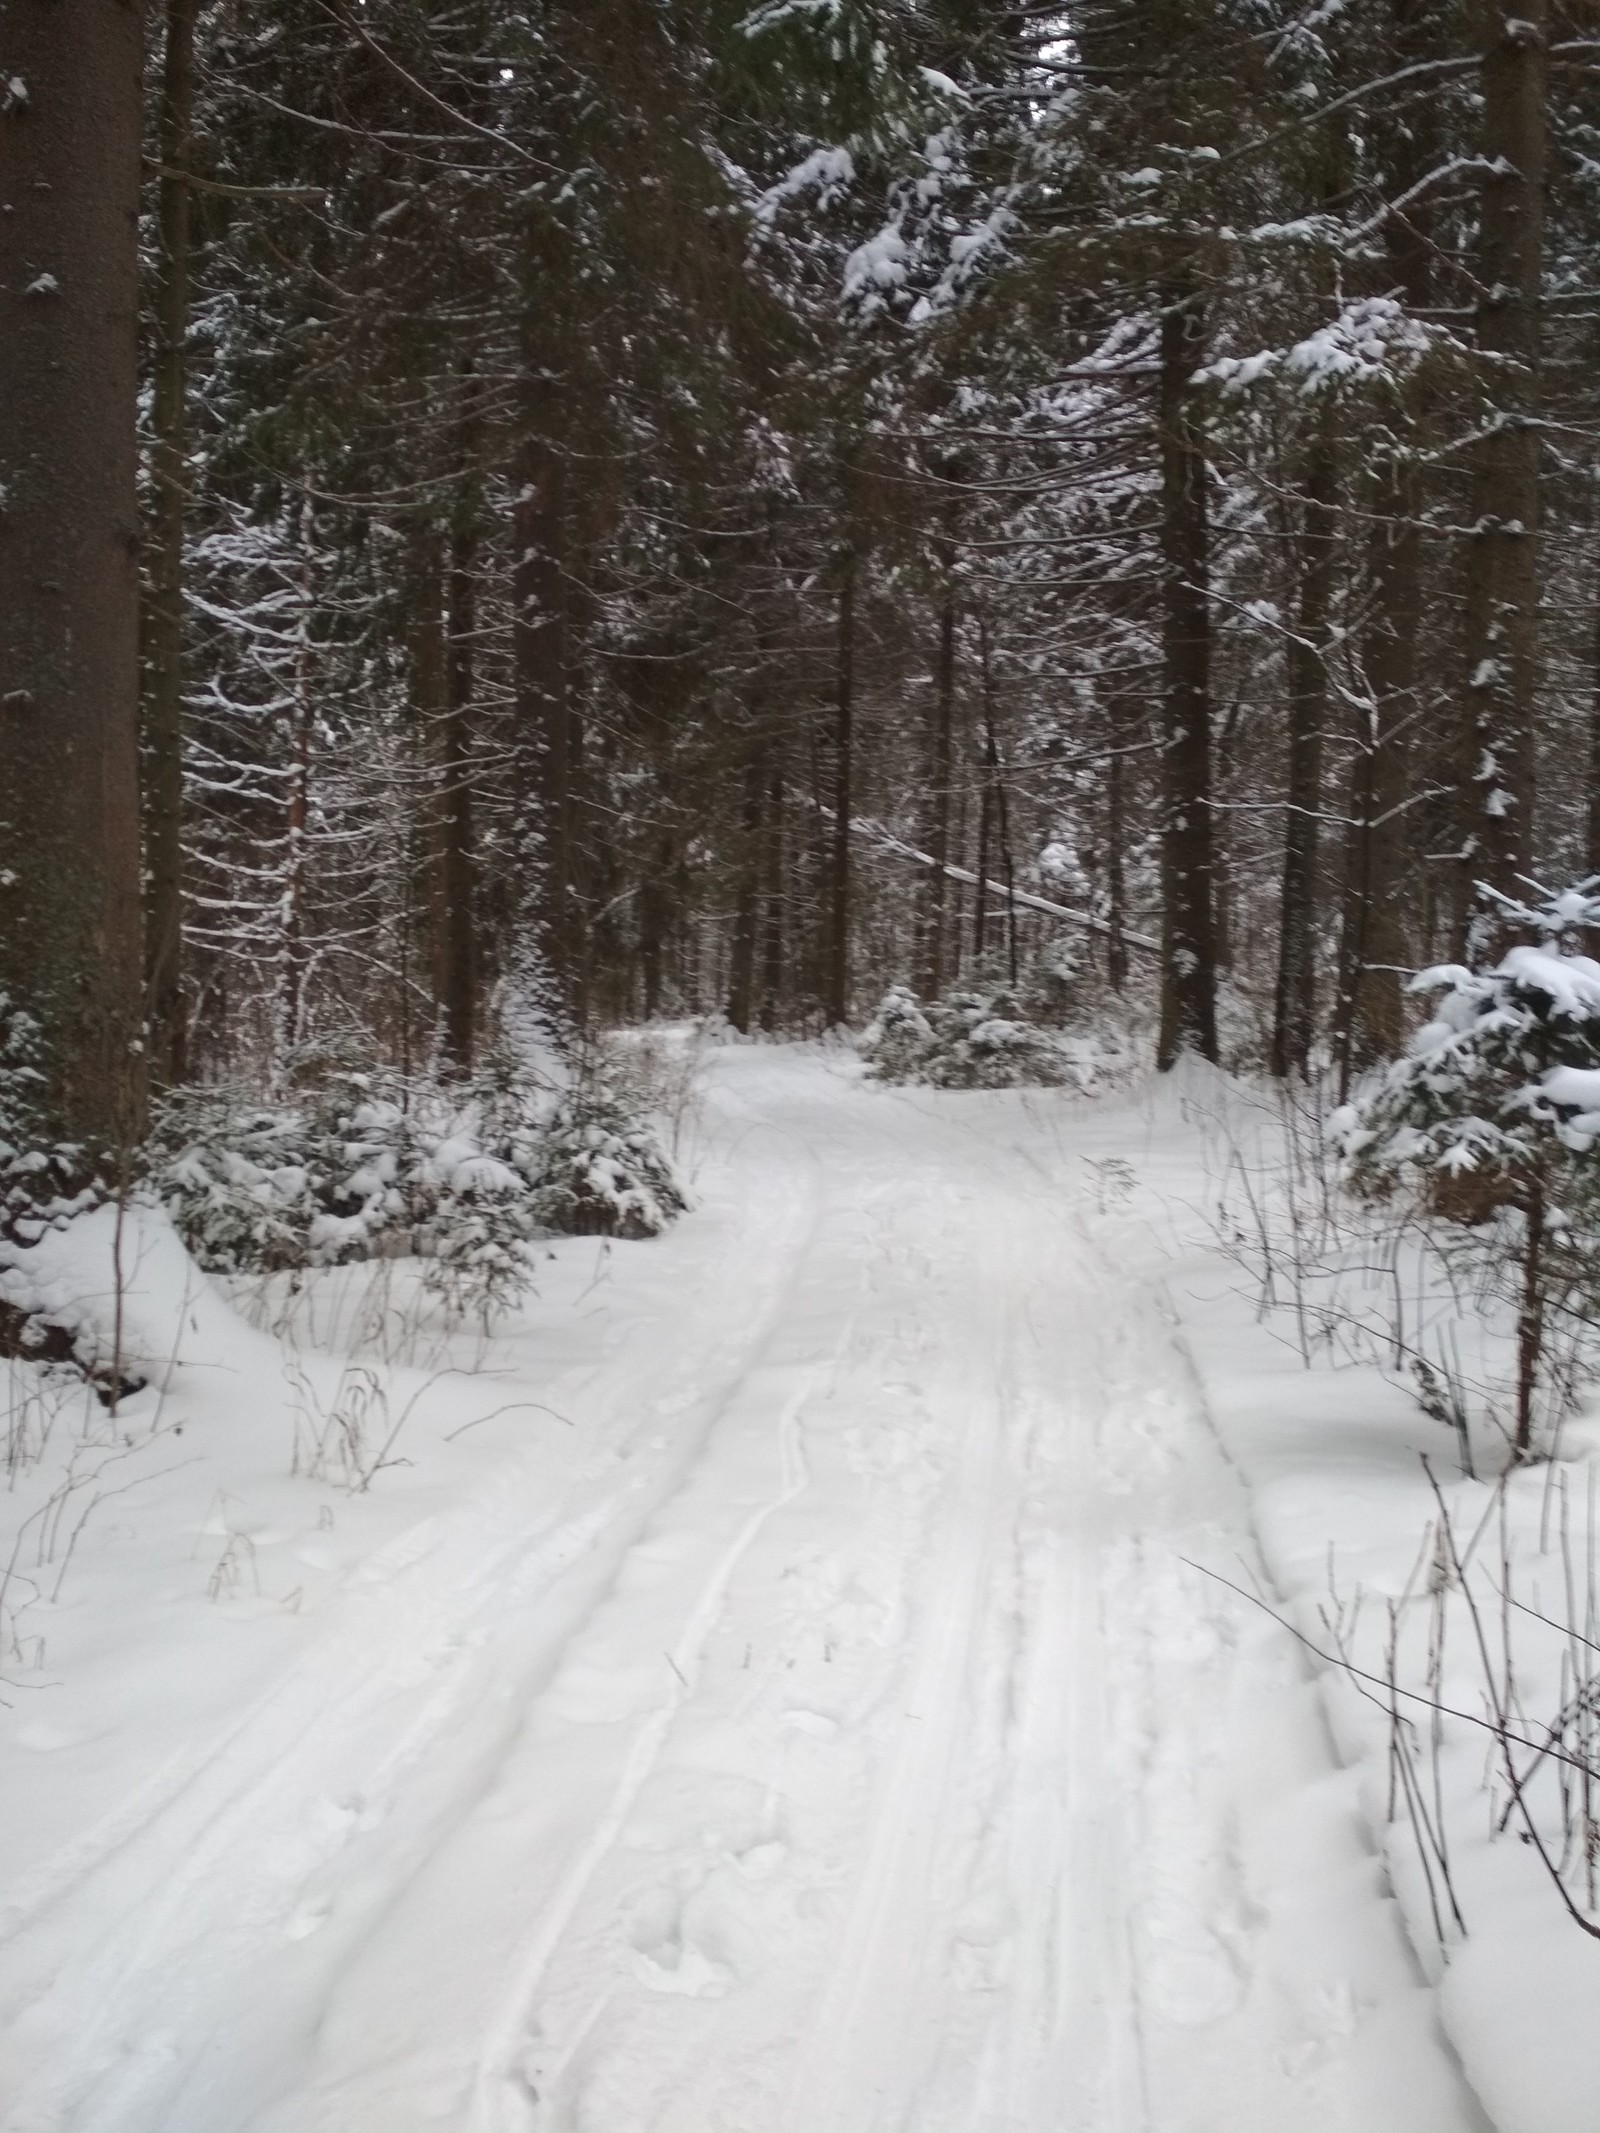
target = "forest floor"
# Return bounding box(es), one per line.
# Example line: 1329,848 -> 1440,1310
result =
0,1044 -> 1569,2132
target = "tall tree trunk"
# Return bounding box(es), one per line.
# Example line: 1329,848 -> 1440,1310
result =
408,529 -> 449,1011
1105,691 -> 1129,993
826,553 -> 855,1027
142,0 -> 197,1091
921,565 -> 957,998
438,524 -> 478,1074
406,528 -> 448,1058
977,615 -> 1018,983
1271,416 -> 1336,1078
1514,1170 -> 1546,1458
759,757 -> 785,1032
1588,526 -> 1600,877
276,531 -> 314,1074
1156,286 -> 1219,1068
0,6 -> 146,1150
512,434 -> 569,998
1341,452 -> 1424,1082
1460,0 -> 1547,944
1211,699 -> 1242,974
1338,0 -> 1440,1081
951,743 -> 972,984
726,724 -> 765,1034
973,755 -> 993,965
638,834 -> 672,1021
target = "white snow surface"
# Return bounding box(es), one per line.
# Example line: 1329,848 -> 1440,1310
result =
0,1047 -> 1521,2131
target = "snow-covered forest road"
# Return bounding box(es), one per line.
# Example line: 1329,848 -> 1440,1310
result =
2,1051 -> 1490,2133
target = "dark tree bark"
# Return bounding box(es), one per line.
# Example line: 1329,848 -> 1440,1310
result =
1337,0 -> 1441,1083
407,528 -> 449,1024
979,618 -> 1018,985
921,566 -> 957,998
274,514 -> 317,1072
1460,0 -> 1547,941
973,746 -> 993,965
1514,1170 -> 1545,1459
1271,417 -> 1336,1079
438,523 -> 479,1074
1588,532 -> 1600,878
275,585 -> 313,1072
638,833 -> 673,1022
826,552 -> 856,1028
141,0 -> 197,1091
1339,463 -> 1423,1086
759,757 -> 785,1032
1211,698 -> 1243,975
1156,288 -> 1219,1068
725,731 -> 765,1034
0,3 -> 147,1149
1105,692 -> 1129,994
513,434 -> 570,997
1341,463 -> 1424,1081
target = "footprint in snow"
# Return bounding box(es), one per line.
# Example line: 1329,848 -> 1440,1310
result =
632,1938 -> 734,1998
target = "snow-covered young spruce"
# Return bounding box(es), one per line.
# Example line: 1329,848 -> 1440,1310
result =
859,982 -> 1073,1088
150,1065 -> 687,1277
1333,886 -> 1600,1455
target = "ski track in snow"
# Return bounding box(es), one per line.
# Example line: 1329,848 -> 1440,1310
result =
0,1051 -> 1491,2133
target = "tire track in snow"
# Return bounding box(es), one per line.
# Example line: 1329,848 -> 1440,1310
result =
968,1300 -> 1153,2133
468,1355 -> 825,2132
241,1102 -> 847,2132
779,1172 -> 1023,2133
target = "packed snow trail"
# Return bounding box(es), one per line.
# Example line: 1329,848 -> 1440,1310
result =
0,1049 -> 1490,2132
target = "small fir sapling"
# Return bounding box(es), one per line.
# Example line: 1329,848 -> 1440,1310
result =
0,993 -> 115,1372
528,1086 -> 689,1240
419,1167 -> 538,1331
148,1074 -> 468,1273
1333,887 -> 1600,1458
857,986 -> 935,1082
0,992 -> 87,1231
859,979 -> 1071,1088
149,1088 -> 325,1272
152,1052 -> 689,1279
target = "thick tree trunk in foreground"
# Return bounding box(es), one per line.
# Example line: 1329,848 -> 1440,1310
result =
1338,0 -> 1440,1079
142,0 -> 198,1092
1460,0 -> 1547,943
1156,288 -> 1219,1069
826,554 -> 856,1028
1271,419 -> 1335,1079
1341,449 -> 1423,1083
1340,449 -> 1422,1087
0,7 -> 147,1149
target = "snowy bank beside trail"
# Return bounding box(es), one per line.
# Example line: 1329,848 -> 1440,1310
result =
0,1201 -> 600,1924
1072,1069 -> 1600,2133
1173,1285 -> 1600,2133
